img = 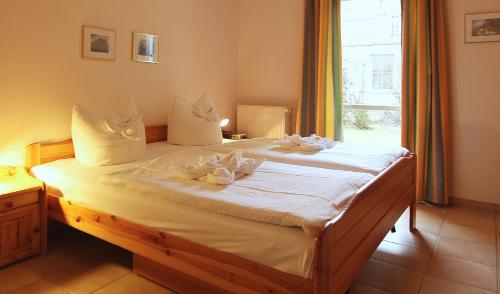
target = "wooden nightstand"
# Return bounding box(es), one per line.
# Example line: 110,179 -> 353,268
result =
0,166 -> 46,267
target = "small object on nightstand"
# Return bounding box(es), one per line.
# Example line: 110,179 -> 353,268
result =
0,166 -> 46,266
222,131 -> 247,140
231,133 -> 247,140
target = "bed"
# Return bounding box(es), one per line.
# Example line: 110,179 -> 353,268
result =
26,125 -> 416,294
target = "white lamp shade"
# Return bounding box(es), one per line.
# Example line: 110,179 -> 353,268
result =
220,118 -> 229,127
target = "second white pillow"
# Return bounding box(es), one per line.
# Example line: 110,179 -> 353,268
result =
167,96 -> 223,146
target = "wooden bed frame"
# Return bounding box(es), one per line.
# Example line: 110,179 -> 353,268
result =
26,125 -> 416,294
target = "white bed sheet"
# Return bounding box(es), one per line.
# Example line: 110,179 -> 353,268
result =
31,143 -> 316,278
200,139 -> 409,175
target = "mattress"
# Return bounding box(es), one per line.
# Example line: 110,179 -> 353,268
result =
31,143 -> 317,278
200,138 -> 409,175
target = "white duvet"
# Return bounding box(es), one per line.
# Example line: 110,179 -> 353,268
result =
201,139 -> 409,175
101,148 -> 374,236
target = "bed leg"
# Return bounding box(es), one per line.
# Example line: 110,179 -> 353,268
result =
391,226 -> 396,233
409,200 -> 416,232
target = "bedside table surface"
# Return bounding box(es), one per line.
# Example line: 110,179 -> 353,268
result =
0,168 -> 42,197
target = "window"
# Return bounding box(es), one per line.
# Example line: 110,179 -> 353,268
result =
371,54 -> 394,90
341,0 -> 402,147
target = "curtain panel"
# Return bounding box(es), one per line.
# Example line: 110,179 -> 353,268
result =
297,0 -> 343,140
401,0 -> 450,204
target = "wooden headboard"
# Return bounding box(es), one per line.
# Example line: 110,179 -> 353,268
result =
25,125 -> 168,169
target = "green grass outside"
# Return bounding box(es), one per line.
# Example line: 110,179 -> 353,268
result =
343,124 -> 401,147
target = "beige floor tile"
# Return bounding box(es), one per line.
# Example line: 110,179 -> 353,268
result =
94,273 -> 173,294
356,259 -> 424,294
0,263 -> 43,294
434,236 -> 496,266
446,207 -> 495,230
395,207 -> 445,235
420,275 -> 496,294
350,282 -> 391,294
48,259 -> 130,294
427,255 -> 497,291
371,241 -> 431,272
21,244 -> 94,279
10,279 -> 69,294
416,204 -> 447,234
440,221 -> 496,246
384,228 -> 438,251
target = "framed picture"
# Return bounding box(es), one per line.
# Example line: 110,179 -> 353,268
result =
82,26 -> 116,60
132,32 -> 159,64
465,12 -> 500,43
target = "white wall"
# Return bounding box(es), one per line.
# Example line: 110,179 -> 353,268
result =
447,0 -> 500,204
236,0 -> 304,111
0,0 -> 238,165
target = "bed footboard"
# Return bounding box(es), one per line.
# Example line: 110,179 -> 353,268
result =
315,154 -> 416,293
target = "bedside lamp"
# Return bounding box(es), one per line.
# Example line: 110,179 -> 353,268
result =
219,118 -> 247,140
220,118 -> 230,128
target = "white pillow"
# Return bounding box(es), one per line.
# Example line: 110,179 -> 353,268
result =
71,99 -> 146,166
167,96 -> 223,146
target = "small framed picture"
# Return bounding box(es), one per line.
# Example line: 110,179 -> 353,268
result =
132,32 -> 159,64
82,26 -> 116,60
465,12 -> 500,43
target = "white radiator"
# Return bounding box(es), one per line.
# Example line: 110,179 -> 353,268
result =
236,105 -> 291,139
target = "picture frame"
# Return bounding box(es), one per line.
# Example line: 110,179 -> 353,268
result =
82,26 -> 116,60
132,32 -> 159,64
465,12 -> 500,43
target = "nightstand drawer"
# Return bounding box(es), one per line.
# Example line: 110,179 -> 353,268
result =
0,191 -> 39,212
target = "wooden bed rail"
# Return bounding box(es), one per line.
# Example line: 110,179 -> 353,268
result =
25,125 -> 168,169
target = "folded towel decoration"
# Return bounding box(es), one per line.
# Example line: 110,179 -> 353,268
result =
172,151 -> 263,185
192,94 -> 221,122
103,113 -> 143,141
273,134 -> 336,152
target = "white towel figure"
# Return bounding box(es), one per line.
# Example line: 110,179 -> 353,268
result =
172,151 -> 263,185
103,114 -> 143,141
203,168 -> 235,185
173,163 -> 212,180
273,134 -> 336,152
192,94 -> 221,122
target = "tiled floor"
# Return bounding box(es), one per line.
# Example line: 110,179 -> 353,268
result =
354,204 -> 499,294
0,203 -> 498,293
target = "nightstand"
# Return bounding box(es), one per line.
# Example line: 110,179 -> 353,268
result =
0,166 -> 46,267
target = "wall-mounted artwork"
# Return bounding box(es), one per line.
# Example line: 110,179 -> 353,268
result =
82,26 -> 116,60
132,32 -> 159,64
465,12 -> 500,43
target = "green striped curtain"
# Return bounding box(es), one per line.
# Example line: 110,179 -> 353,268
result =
296,0 -> 343,140
402,0 -> 450,205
